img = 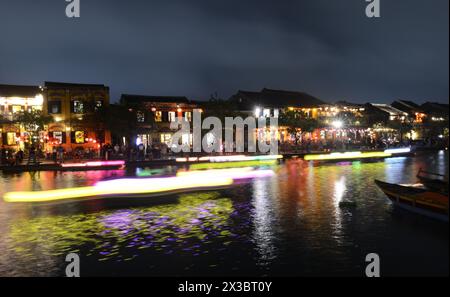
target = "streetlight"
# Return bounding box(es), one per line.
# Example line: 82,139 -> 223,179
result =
254,107 -> 261,118
332,120 -> 343,129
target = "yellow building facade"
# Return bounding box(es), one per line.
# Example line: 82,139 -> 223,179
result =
42,82 -> 111,153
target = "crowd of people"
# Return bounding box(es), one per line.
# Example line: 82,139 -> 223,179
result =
0,142 -> 173,167
0,145 -> 39,166
100,143 -> 170,161
1,135 -> 447,167
279,135 -> 447,154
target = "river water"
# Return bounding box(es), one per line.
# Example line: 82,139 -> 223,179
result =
0,151 -> 448,276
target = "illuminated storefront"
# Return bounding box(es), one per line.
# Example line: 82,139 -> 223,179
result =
43,82 -> 111,153
0,84 -> 44,149
120,94 -> 198,150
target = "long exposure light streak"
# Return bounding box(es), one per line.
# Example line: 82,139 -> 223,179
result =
189,160 -> 277,170
61,160 -> 125,168
177,167 -> 275,179
384,147 -> 411,154
176,155 -> 283,163
304,151 -> 392,161
3,168 -> 273,203
3,175 -> 233,203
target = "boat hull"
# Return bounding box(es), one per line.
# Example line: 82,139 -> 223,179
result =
375,180 -> 449,223
416,173 -> 449,195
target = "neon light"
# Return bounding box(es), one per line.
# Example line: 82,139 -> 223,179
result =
178,155 -> 283,163
61,160 -> 125,168
86,161 -> 125,166
208,155 -> 282,162
177,168 -> 274,180
189,159 -> 277,170
384,147 -> 411,154
136,168 -> 166,177
175,157 -> 199,162
60,163 -> 87,168
203,155 -> 246,162
3,175 -> 233,203
304,151 -> 392,161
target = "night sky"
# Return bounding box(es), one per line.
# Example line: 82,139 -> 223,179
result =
0,0 -> 448,104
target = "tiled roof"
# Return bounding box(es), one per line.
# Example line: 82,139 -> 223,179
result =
120,94 -> 191,104
45,81 -> 108,89
0,84 -> 41,97
230,88 -> 326,110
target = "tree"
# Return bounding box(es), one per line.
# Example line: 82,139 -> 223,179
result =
202,93 -> 247,120
279,110 -> 319,144
15,110 -> 53,145
92,103 -> 155,146
386,119 -> 413,143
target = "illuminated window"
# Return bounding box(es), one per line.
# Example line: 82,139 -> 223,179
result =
72,100 -> 84,114
160,133 -> 172,144
137,111 -> 145,122
75,131 -> 85,144
95,100 -> 103,110
53,131 -> 63,144
155,111 -> 162,122
168,111 -> 176,122
12,105 -> 23,113
263,108 -> 271,117
48,101 -> 62,114
6,132 -> 17,145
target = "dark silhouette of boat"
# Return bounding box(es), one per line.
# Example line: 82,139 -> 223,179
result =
416,168 -> 448,195
375,179 -> 449,222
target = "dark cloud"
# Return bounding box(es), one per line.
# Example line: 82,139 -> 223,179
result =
0,0 -> 448,104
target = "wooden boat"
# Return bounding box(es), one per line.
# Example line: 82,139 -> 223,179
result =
416,169 -> 448,195
375,180 -> 449,222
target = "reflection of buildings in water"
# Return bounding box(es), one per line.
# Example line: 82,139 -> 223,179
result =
0,201 -> 61,276
437,150 -> 448,178
306,163 -> 316,204
384,156 -> 408,183
251,178 -> 278,266
333,176 -> 346,207
331,176 -> 346,245
2,192 -> 234,276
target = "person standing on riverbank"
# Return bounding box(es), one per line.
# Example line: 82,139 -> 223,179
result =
16,149 -> 24,164
57,145 -> 64,164
0,146 -> 7,165
52,147 -> 57,163
27,145 -> 37,165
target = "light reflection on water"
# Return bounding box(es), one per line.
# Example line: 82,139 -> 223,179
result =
251,178 -> 278,266
0,152 -> 448,276
0,192 -> 238,276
